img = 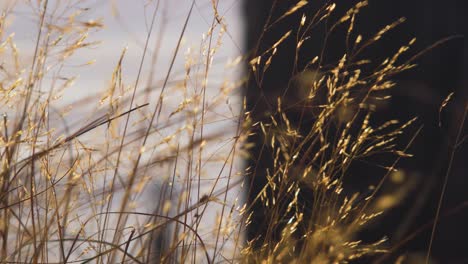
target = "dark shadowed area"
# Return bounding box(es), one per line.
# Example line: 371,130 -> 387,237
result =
244,0 -> 467,262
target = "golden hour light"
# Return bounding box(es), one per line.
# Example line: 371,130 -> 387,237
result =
0,0 -> 466,263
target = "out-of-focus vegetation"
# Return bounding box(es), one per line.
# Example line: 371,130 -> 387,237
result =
0,0 -> 465,263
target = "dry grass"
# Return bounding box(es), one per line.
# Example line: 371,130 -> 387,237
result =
0,0 -> 464,263
241,2 -> 420,262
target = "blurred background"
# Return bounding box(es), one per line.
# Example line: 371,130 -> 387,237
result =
244,1 -> 467,263
1,0 -> 467,262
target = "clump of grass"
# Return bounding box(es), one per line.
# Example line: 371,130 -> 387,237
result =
0,1 -> 245,262
0,0 -> 450,263
241,1 -> 425,263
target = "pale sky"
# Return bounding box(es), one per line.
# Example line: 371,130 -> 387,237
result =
5,0 -> 243,103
